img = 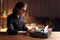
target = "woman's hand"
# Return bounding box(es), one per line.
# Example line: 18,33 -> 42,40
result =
28,28 -> 36,33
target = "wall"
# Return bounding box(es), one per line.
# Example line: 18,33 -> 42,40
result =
0,0 -> 60,18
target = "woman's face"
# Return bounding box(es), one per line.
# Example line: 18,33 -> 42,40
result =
18,4 -> 27,16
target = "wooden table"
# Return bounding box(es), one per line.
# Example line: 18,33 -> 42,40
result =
0,32 -> 60,40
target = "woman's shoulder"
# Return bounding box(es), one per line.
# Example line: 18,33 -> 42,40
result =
7,14 -> 14,18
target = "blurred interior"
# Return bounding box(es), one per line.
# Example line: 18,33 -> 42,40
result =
0,0 -> 60,32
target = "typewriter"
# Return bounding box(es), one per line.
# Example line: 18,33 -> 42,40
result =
30,25 -> 52,38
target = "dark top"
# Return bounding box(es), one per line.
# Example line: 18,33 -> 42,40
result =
7,14 -> 28,34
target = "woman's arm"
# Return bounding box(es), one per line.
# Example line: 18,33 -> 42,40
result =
7,16 -> 18,34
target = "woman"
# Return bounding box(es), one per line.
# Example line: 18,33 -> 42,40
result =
7,2 -> 35,35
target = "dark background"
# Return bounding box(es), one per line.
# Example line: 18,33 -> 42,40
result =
0,0 -> 60,19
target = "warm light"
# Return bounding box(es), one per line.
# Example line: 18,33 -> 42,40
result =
0,28 -> 7,32
26,24 -> 38,30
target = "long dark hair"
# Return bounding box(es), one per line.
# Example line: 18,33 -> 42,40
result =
13,2 -> 25,15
